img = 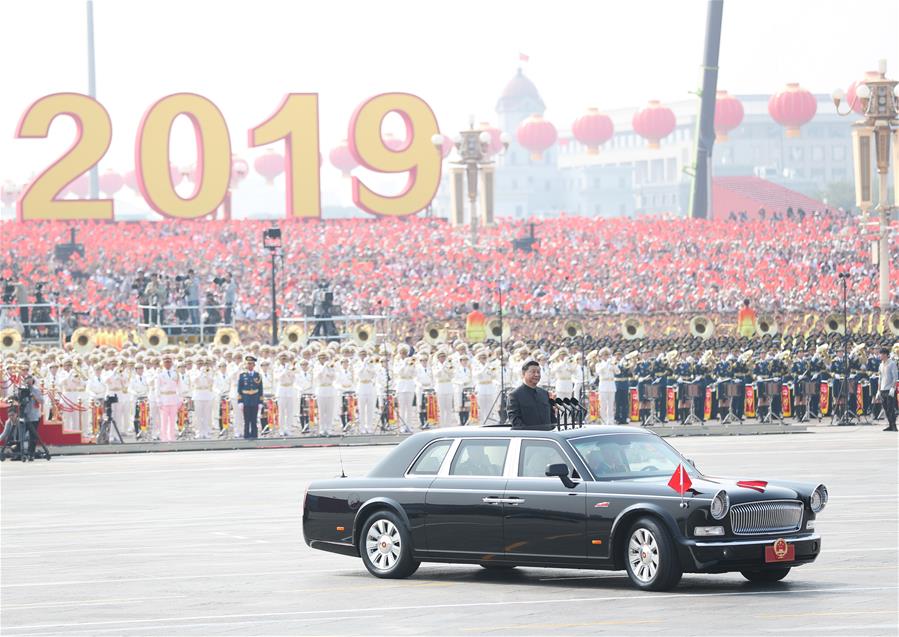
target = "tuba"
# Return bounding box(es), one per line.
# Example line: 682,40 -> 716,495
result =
352,323 -> 375,348
757,315 -> 778,337
214,327 -> 240,347
144,326 -> 168,349
71,327 -> 95,353
424,322 -> 447,346
486,318 -> 511,341
689,315 -> 715,339
280,324 -> 306,347
823,313 -> 845,335
562,320 -> 581,339
888,311 -> 899,337
0,328 -> 22,352
621,317 -> 644,340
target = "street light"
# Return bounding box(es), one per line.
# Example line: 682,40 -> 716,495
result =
432,122 -> 509,246
262,226 -> 282,345
833,59 -> 898,310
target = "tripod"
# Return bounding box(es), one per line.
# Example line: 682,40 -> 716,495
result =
96,397 -> 124,444
720,381 -> 743,425
757,380 -> 785,425
641,382 -> 665,427
1,394 -> 51,461
680,382 -> 703,425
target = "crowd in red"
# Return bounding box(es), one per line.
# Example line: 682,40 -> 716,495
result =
0,209 -> 895,327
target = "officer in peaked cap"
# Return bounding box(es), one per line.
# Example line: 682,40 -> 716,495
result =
237,355 -> 264,439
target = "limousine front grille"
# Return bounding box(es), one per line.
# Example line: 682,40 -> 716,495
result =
730,501 -> 803,535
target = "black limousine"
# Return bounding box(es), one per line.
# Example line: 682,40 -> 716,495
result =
302,425 -> 826,591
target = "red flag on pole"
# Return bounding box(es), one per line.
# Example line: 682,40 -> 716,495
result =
667,463 -> 693,495
519,52 -> 530,62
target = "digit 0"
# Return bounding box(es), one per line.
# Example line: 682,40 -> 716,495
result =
348,93 -> 441,217
15,93 -> 113,220
249,94 -> 321,218
136,93 -> 231,219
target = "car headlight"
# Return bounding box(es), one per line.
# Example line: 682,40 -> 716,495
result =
710,489 -> 729,520
810,484 -> 828,513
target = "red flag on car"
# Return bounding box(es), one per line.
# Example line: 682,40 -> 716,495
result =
667,463 -> 693,495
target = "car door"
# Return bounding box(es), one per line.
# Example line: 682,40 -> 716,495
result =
425,438 -> 510,560
502,438 -> 587,565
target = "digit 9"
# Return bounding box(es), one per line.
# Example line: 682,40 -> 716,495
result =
348,93 -> 441,217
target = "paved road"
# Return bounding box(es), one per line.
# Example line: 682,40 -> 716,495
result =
2,426 -> 897,636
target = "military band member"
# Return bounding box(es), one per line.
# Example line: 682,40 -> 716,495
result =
129,362 -> 151,437
155,354 -> 183,442
237,355 -> 263,439
275,356 -> 298,437
595,348 -> 619,425
59,358 -> 88,437
394,356 -> 416,433
453,354 -> 472,426
433,350 -> 456,428
192,358 -> 215,439
355,353 -> 378,434
314,358 -> 338,436
102,361 -> 130,439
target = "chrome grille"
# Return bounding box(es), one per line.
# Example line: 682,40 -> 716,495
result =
729,500 -> 803,535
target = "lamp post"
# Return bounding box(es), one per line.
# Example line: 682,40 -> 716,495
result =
263,227 -> 282,345
833,59 -> 898,311
432,123 -> 509,246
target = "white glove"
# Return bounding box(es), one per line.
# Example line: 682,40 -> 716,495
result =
890,388 -> 896,398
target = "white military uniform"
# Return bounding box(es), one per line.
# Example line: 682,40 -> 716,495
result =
473,359 -> 499,426
227,362 -> 244,438
596,358 -> 620,426
453,361 -> 473,426
433,360 -> 456,428
191,367 -> 215,439
314,363 -> 338,435
394,359 -> 417,433
102,368 -> 131,439
553,359 -> 576,399
155,366 -> 183,442
129,369 -> 151,436
355,361 -> 378,434
275,366 -> 298,436
59,366 -> 88,436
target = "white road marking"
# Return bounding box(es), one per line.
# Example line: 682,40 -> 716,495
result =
2,594 -> 187,610
4,585 -> 896,632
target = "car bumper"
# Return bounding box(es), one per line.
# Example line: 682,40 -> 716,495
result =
679,533 -> 821,573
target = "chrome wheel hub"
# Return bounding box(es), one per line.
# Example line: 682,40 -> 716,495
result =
628,528 -> 660,582
365,519 -> 401,571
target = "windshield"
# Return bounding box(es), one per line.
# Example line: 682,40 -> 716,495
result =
569,433 -> 696,481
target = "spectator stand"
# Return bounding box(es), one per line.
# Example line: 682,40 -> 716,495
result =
280,314 -> 387,345
0,302 -> 63,346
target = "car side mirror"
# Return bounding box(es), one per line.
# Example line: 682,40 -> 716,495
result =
545,463 -> 576,489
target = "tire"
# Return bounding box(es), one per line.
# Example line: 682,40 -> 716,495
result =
623,517 -> 683,591
359,510 -> 420,579
741,567 -> 791,583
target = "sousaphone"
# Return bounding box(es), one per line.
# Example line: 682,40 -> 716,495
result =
144,326 -> 168,349
70,327 -> 96,353
888,311 -> 899,336
562,320 -> 582,339
352,323 -> 375,348
823,313 -> 845,335
757,315 -> 778,337
486,318 -> 511,341
214,327 -> 240,347
621,318 -> 644,340
689,316 -> 715,339
0,328 -> 22,352
280,324 -> 306,347
424,322 -> 447,346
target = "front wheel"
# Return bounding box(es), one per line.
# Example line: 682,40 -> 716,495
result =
623,517 -> 683,591
741,567 -> 791,583
359,511 -> 420,579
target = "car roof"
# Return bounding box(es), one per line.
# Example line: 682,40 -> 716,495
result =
412,424 -> 653,441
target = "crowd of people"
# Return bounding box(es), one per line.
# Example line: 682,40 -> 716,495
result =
0,209 -> 896,334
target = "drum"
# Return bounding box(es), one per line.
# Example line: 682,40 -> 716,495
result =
421,389 -> 437,426
342,391 -> 357,425
300,393 -> 314,420
219,395 -> 231,431
756,379 -> 781,398
261,396 -> 278,432
135,397 -> 150,434
797,380 -> 819,397
641,382 -> 663,401
721,381 -> 744,399
461,386 -> 474,411
678,382 -> 702,399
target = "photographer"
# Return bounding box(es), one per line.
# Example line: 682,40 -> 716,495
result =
203,291 -> 222,327
223,274 -> 236,324
17,375 -> 43,460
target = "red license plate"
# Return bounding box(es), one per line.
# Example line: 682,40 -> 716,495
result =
764,539 -> 795,563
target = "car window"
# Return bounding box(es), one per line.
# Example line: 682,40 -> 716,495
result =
519,440 -> 571,478
449,439 -> 509,477
571,433 -> 687,480
408,440 -> 453,476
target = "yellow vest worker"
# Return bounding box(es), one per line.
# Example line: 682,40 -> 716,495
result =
737,299 -> 757,338
466,303 -> 486,343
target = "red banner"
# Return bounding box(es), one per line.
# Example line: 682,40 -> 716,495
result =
588,390 -> 600,422
139,400 -> 150,431
177,404 -> 189,431
629,388 -> 640,422
468,391 -> 479,422
220,397 -> 231,430
425,394 -> 437,425
856,382 -> 864,416
309,396 -> 319,424
704,387 -> 713,420
92,402 -> 103,435
820,382 -> 829,416
666,386 -> 677,421
744,385 -> 756,418
781,384 -> 792,418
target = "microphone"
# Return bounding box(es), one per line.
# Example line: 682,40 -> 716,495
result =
562,397 -> 581,426
551,397 -> 570,427
568,397 -> 587,425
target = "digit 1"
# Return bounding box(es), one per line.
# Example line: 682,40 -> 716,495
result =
15,93 -> 113,220
348,93 -> 441,217
248,94 -> 321,218
135,93 -> 231,219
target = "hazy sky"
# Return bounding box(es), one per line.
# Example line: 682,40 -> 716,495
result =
2,0 -> 897,208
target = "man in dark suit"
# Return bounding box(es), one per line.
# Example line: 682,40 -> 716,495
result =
507,361 -> 557,430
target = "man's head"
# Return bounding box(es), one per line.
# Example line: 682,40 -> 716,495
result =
880,347 -> 890,361
522,360 -> 541,388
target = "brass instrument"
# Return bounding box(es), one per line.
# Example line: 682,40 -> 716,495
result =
689,316 -> 715,339
144,326 -> 168,349
0,328 -> 22,352
486,318 -> 511,341
888,311 -> 899,337
352,323 -> 375,348
757,315 -> 778,337
699,349 -> 716,369
621,318 -> 644,340
424,322 -> 447,346
71,327 -> 96,353
823,313 -> 845,335
562,320 -> 582,339
280,324 -> 306,347
213,327 -> 240,347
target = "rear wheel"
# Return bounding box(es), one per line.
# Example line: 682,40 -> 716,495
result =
741,567 -> 791,583
623,517 -> 683,591
359,511 -> 420,579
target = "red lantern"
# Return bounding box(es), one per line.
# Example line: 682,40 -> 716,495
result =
516,114 -> 557,160
67,174 -> 89,198
714,90 -> 744,141
632,100 -> 675,149
478,122 -> 504,155
98,170 -> 124,197
1,181 -> 20,206
438,132 -> 454,158
847,70 -> 881,115
329,140 -> 358,178
768,83 -> 816,138
254,149 -> 284,185
231,156 -> 249,187
572,107 -> 614,154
